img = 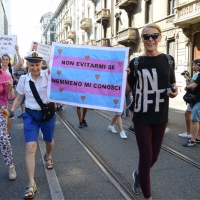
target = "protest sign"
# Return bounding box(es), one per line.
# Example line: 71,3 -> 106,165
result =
0,35 -> 17,54
30,41 -> 51,61
47,42 -> 129,112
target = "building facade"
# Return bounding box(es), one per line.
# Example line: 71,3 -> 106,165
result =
53,0 -> 200,90
43,17 -> 56,45
40,12 -> 56,45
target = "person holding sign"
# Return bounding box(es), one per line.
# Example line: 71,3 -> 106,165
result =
0,67 -> 17,180
77,107 -> 88,128
1,45 -> 23,139
126,23 -> 178,200
10,51 -> 56,199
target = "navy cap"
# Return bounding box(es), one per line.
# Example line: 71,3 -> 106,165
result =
24,51 -> 43,63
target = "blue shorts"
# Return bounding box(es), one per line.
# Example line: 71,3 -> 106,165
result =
115,111 -> 123,116
191,102 -> 200,122
22,110 -> 56,143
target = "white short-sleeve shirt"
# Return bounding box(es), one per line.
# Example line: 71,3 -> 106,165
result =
16,70 -> 49,110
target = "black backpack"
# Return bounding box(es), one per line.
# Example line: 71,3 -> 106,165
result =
133,54 -> 173,75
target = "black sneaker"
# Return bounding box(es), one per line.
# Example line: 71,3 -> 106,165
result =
79,122 -> 83,128
128,126 -> 135,132
132,170 -> 140,195
82,119 -> 88,127
7,134 -> 11,140
196,138 -> 200,143
183,140 -> 196,147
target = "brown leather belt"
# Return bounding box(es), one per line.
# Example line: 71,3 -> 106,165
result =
25,108 -> 42,113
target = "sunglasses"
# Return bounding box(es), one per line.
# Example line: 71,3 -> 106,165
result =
142,33 -> 160,40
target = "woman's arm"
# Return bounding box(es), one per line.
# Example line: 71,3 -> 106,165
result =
5,82 -> 15,100
11,93 -> 24,113
167,83 -> 178,98
126,81 -> 132,95
13,45 -> 23,72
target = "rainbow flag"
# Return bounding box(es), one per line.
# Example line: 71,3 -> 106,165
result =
48,43 -> 129,112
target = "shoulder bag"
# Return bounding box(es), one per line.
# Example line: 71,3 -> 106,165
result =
29,80 -> 55,122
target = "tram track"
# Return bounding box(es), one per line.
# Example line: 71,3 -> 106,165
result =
94,110 -> 200,170
56,112 -> 137,200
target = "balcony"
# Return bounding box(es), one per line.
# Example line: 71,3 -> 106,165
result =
86,40 -> 97,46
173,0 -> 200,28
118,27 -> 139,47
118,0 -> 138,11
80,18 -> 92,32
65,16 -> 72,27
96,38 -> 110,47
95,9 -> 110,25
67,30 -> 75,40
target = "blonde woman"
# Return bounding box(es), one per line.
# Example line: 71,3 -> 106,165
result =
126,23 -> 178,200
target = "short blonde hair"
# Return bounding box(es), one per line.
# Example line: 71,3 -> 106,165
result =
141,23 -> 162,36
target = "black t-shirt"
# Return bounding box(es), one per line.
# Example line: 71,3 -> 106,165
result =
127,54 -> 176,124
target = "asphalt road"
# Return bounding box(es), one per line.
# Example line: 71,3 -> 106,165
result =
0,90 -> 200,200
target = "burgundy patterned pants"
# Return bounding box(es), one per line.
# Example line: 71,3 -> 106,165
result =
0,106 -> 13,167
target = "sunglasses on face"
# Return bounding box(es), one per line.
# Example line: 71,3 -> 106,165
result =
142,33 -> 160,40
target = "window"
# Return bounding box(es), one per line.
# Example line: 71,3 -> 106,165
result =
145,0 -> 151,24
103,27 -> 107,38
116,18 -> 121,35
82,34 -> 85,44
94,27 -> 97,40
129,10 -> 134,27
167,39 -> 175,58
77,17 -> 79,30
87,33 -> 90,41
104,0 -> 107,8
88,7 -> 90,18
168,0 -> 176,15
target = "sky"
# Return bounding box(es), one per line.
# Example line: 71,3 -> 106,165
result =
10,0 -> 61,56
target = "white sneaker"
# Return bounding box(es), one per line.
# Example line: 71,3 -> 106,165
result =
9,166 -> 17,180
178,132 -> 192,138
120,130 -> 127,139
108,125 -> 117,133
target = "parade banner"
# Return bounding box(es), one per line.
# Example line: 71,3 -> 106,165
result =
30,41 -> 51,61
47,42 -> 129,112
0,35 -> 17,54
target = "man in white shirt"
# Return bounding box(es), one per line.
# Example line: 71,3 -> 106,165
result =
11,51 -> 56,199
